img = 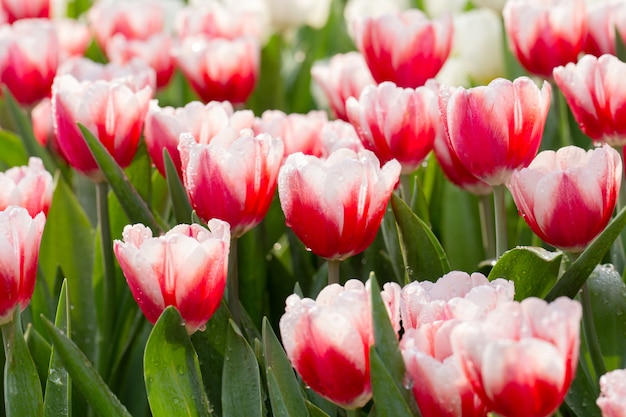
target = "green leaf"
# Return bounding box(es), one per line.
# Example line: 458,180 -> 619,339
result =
562,358 -> 601,417
222,320 -> 263,417
39,176 -> 97,364
488,247 -> 562,300
391,193 -> 450,283
369,273 -> 421,416
44,280 -> 71,417
262,317 -> 309,417
0,129 -> 28,168
545,205 -> 626,301
77,124 -> 162,233
587,264 -> 626,371
1,86 -> 58,173
144,307 -> 212,417
164,148 -> 193,224
380,207 -> 405,284
238,228 -> 268,329
1,310 -> 44,417
24,324 -> 51,390
40,315 -> 132,417
305,400 -> 330,417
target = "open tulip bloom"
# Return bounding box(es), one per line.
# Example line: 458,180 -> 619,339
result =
2,2 -> 626,416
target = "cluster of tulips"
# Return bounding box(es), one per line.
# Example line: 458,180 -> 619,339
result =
2,0 -> 626,416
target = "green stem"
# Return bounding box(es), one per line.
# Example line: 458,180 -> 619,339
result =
493,185 -> 508,257
344,408 -> 360,417
479,193 -> 496,260
557,88 -> 572,148
228,237 -> 240,325
328,259 -> 340,285
581,281 -> 607,379
97,181 -> 115,379
399,174 -> 412,204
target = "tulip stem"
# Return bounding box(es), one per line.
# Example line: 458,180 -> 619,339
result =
581,281 -> 606,379
493,185 -> 508,257
97,181 -> 115,379
228,237 -> 240,325
479,193 -> 496,260
344,408 -> 360,417
328,259 -> 340,285
557,88 -> 572,148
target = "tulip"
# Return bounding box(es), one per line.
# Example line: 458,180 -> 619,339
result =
401,325 -> 489,417
278,149 -> 400,260
583,2 -> 626,57
346,80 -> 441,174
51,73 -> 152,180
553,54 -> 626,146
508,145 -> 621,253
0,0 -> 49,23
320,119 -> 365,158
503,0 -> 586,77
400,271 -> 515,331
279,279 -> 401,409
343,0 -> 410,39
58,57 -> 156,93
451,297 -> 581,417
311,52 -> 376,122
54,18 -> 91,63
253,109 -> 327,157
265,0 -> 331,33
597,369 -> 626,417
175,2 -> 264,41
105,33 -> 175,89
174,35 -> 259,104
144,100 -> 255,177
0,18 -> 58,106
0,157 -> 54,217
0,206 -> 46,325
178,128 -> 284,238
439,77 -> 551,186
353,9 -> 453,88
113,220 -> 230,334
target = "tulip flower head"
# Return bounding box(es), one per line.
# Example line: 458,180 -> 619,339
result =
583,2 -> 626,57
278,149 -> 400,260
0,206 -> 46,325
346,80 -> 441,174
279,279 -> 401,409
503,0 -> 587,77
597,369 -> 626,417
439,77 -> 551,186
0,157 -> 54,217
253,109 -> 327,157
178,128 -> 284,238
508,145 -> 621,253
144,100 -> 255,177
553,54 -> 626,147
353,9 -> 453,88
451,297 -> 581,417
113,220 -> 230,335
0,0 -> 49,23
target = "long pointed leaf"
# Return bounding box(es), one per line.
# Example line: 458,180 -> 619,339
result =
164,148 -> 192,224
77,124 -> 162,233
44,280 -> 71,417
40,316 -> 132,417
1,310 -> 44,417
144,307 -> 212,417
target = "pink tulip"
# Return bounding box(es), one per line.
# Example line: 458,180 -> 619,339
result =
583,2 -> 626,57
400,271 -> 514,331
175,2 -> 263,41
451,297 -> 581,417
113,220 -> 230,335
278,149 -> 400,260
439,77 -> 551,186
144,100 -> 255,177
0,0 -> 49,23
508,145 -> 621,253
178,129 -> 284,238
54,18 -> 91,63
353,9 -> 453,88
105,33 -> 175,89
0,18 -> 58,106
553,54 -> 626,146
320,120 -> 365,157
0,157 -> 53,217
88,0 -> 166,50
401,325 -> 488,417
253,110 -> 327,157
51,73 -> 152,180
0,206 -> 46,325
174,35 -> 259,104
311,52 -> 376,121
279,279 -> 401,409
31,97 -> 55,150
346,81 -> 441,174
503,0 -> 587,77
58,57 -> 156,93
597,369 -> 626,417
